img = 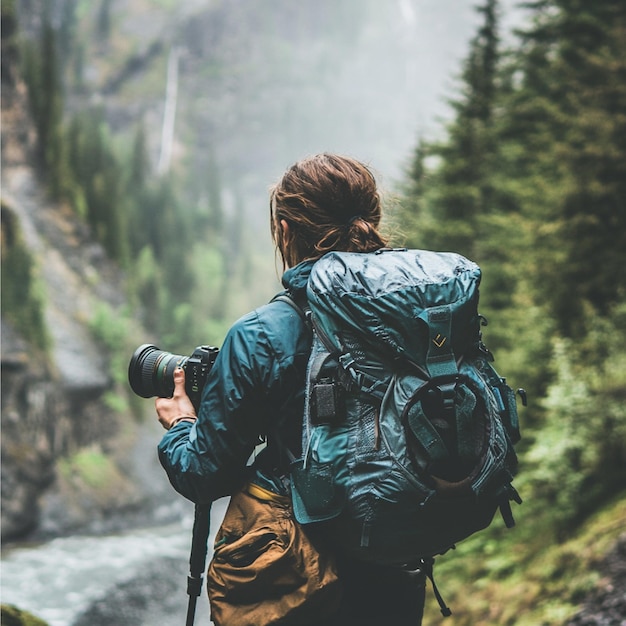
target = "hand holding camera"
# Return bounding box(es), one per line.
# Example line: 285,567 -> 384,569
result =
128,344 -> 219,416
154,367 -> 197,430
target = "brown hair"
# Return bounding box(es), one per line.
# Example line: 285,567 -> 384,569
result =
270,153 -> 389,268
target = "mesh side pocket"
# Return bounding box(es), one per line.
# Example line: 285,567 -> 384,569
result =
354,400 -> 379,461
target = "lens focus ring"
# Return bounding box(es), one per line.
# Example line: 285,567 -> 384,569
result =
140,349 -> 163,396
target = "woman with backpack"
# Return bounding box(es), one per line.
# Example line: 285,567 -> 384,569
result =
155,153 -> 427,626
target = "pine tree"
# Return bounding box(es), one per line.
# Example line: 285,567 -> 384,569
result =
504,0 -> 626,337
401,0 -> 503,260
21,15 -> 69,197
66,108 -> 128,263
553,0 -> 626,331
1,205 -> 50,350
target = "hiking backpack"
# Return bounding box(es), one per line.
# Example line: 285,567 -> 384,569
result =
288,248 -> 524,568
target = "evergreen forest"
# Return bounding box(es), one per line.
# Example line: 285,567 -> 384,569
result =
2,0 -> 625,623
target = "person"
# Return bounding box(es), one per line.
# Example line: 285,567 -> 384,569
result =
156,153 -> 426,625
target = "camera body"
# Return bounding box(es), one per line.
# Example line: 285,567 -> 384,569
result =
128,344 -> 219,411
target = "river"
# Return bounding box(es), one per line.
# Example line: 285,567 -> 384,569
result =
1,500 -> 228,626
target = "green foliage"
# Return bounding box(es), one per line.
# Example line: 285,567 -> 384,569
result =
502,0 -> 626,337
522,323 -> 626,534
56,444 -> 136,508
58,447 -> 115,490
19,16 -> 74,202
1,604 -> 49,626
0,205 -> 50,351
422,494 -> 626,625
66,108 -> 129,263
20,18 -> 129,264
401,0 -> 502,260
88,302 -> 145,416
89,302 -> 131,354
129,245 -> 166,334
96,0 -> 113,43
1,0 -> 16,20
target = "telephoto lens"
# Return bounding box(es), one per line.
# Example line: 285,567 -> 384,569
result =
128,344 -> 186,399
128,344 -> 219,410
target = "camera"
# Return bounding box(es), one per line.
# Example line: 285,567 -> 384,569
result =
128,344 -> 219,411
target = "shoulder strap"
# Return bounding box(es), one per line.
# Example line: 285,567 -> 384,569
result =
271,291 -> 311,328
265,291 -> 310,467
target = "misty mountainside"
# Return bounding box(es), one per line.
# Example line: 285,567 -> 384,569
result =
24,0 -> 524,235
47,0 -> 494,187
1,9 -> 176,541
2,79 -> 148,544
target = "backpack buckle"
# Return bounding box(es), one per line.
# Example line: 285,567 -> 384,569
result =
427,375 -> 460,417
436,379 -> 459,413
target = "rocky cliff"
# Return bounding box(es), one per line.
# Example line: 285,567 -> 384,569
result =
1,14 -> 155,542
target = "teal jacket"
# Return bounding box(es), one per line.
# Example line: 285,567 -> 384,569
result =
158,261 -> 314,504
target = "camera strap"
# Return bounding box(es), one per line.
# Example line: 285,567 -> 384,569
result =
186,502 -> 211,626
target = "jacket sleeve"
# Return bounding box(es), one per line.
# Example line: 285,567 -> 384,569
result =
157,303 -> 305,504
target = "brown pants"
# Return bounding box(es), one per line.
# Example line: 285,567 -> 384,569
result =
207,488 -> 341,626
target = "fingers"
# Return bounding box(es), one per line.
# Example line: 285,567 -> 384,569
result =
173,366 -> 186,396
154,367 -> 197,430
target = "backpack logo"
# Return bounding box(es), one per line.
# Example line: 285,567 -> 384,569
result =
432,333 -> 447,348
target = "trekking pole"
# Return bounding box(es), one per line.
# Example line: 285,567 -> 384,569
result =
186,502 -> 211,626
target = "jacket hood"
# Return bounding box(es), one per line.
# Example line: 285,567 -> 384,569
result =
282,260 -> 316,296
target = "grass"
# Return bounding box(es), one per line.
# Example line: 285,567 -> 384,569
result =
1,604 -> 49,626
56,446 -> 138,512
421,493 -> 626,625
58,447 -> 120,491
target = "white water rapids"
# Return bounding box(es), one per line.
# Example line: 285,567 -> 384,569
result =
1,501 -> 228,626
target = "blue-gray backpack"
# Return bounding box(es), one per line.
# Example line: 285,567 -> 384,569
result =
288,248 -> 524,575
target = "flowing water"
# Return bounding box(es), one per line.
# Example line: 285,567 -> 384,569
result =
1,501 -> 228,626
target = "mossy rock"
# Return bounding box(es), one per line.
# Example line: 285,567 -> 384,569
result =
0,604 -> 49,626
